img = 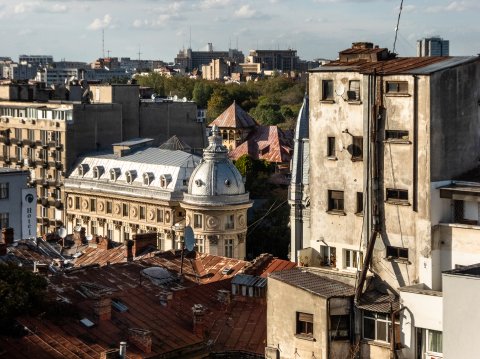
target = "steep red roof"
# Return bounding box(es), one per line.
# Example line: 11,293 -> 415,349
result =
228,125 -> 293,163
210,101 -> 257,129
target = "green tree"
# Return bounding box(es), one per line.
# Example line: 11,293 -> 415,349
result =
234,154 -> 254,177
207,87 -> 231,121
192,82 -> 214,108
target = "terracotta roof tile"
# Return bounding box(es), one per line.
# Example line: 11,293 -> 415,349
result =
210,102 -> 257,129
228,125 -> 293,163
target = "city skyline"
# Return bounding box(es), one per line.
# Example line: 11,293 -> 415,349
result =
0,0 -> 478,63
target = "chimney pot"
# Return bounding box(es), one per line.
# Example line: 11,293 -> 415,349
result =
94,297 -> 112,321
192,304 -> 206,338
119,342 -> 127,359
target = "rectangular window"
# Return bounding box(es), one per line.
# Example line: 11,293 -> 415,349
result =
386,246 -> 409,260
345,249 -> 363,270
123,229 -> 130,241
0,212 -> 8,229
363,311 -> 392,343
27,129 -> 34,141
327,137 -> 336,157
352,136 -> 363,160
386,81 -> 408,94
296,312 -> 313,337
123,203 -> 129,217
16,146 -> 22,161
328,190 -> 344,212
194,213 -> 203,228
0,183 -> 8,199
427,330 -> 443,354
330,315 -> 350,340
386,188 -> 408,203
356,192 -> 363,214
348,80 -> 360,101
107,226 -> 113,240
196,238 -> 204,253
15,128 -> 22,141
91,221 -> 97,235
385,130 -> 409,141
75,196 -> 80,210
40,130 -> 47,145
225,214 -> 234,230
320,245 -> 336,267
224,238 -> 233,258
157,209 -> 164,223
322,80 -> 334,100
139,206 -> 146,220
106,201 -> 112,214
90,198 -> 96,212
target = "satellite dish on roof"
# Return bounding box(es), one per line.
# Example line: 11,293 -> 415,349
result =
86,235 -> 93,242
57,227 -> 67,239
184,226 -> 195,252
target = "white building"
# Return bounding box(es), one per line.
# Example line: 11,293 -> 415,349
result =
0,168 -> 35,240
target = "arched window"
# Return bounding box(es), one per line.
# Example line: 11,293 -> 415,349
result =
77,164 -> 88,177
110,168 -> 120,181
143,172 -> 154,186
160,174 -> 172,188
125,170 -> 137,184
93,165 -> 104,179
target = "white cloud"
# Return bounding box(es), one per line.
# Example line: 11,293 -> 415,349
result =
234,4 -> 256,18
87,14 -> 112,30
14,1 -> 68,14
426,1 -> 478,13
132,13 -> 183,29
200,0 -> 232,10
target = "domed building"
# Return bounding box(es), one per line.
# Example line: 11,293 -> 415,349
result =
182,126 -> 252,259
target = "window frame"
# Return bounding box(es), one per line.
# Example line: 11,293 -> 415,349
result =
386,188 -> 409,204
225,214 -> 235,230
356,192 -> 364,215
224,238 -> 234,258
320,245 -> 336,267
385,130 -> 409,142
362,311 -> 392,343
351,136 -> 363,161
194,213 -> 203,229
327,137 -> 336,158
385,81 -> 409,95
296,312 -> 314,338
386,245 -> 409,261
344,249 -> 364,271
0,183 -> 9,199
327,190 -> 345,213
321,80 -> 334,101
330,315 -> 350,340
426,329 -> 443,356
347,80 -> 361,101
0,212 -> 9,229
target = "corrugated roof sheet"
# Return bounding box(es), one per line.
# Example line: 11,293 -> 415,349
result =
311,56 -> 478,75
210,101 -> 257,129
158,135 -> 192,151
269,268 -> 354,298
356,290 -> 400,313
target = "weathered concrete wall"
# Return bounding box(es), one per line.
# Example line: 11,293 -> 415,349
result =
267,277 -> 328,359
67,104 -> 123,170
139,102 -> 206,150
430,60 -> 480,181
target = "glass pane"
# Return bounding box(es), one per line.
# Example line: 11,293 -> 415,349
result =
428,330 -> 443,353
377,321 -> 387,342
363,318 -> 375,340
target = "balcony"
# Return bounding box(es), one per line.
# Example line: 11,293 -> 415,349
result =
0,137 -> 11,145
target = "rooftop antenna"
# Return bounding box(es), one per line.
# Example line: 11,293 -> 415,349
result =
236,36 -> 238,50
229,37 -> 231,50
137,46 -> 142,62
107,50 -> 111,58
189,26 -> 192,50
393,0 -> 404,55
102,29 -> 105,58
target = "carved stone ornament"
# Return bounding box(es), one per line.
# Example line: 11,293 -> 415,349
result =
207,216 -> 219,229
148,209 -> 155,220
130,206 -> 138,218
114,203 -> 121,215
238,214 -> 246,227
81,199 -> 89,210
67,197 -> 73,208
98,201 -> 105,211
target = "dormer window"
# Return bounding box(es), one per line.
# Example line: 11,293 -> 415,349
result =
160,174 -> 172,188
110,168 -> 120,181
93,166 -> 104,179
143,172 -> 154,186
77,164 -> 88,177
126,170 -> 137,184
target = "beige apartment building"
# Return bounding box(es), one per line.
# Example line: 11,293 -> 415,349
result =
279,42 -> 480,358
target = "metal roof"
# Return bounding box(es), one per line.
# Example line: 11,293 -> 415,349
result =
231,274 -> 267,288
112,138 -> 154,146
356,290 -> 400,313
210,101 -> 257,129
310,56 -> 478,75
269,268 -> 354,298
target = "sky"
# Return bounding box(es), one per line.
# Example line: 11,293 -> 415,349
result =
0,0 -> 478,63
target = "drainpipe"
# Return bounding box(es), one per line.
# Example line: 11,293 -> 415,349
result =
327,298 -> 331,359
390,305 -> 406,359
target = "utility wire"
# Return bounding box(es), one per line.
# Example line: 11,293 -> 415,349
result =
392,0 -> 404,54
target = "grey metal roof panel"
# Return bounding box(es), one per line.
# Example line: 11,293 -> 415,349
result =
232,274 -> 258,286
269,268 -> 354,298
409,56 -> 478,74
112,138 -> 154,146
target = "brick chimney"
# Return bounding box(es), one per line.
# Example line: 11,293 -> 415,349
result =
2,228 -> 14,245
192,304 -> 206,338
128,328 -> 152,354
132,232 -> 157,257
97,236 -> 112,250
94,297 -> 112,321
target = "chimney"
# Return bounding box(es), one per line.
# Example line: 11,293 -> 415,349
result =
132,232 -> 157,257
93,297 -> 112,321
100,349 -> 120,359
126,240 -> 133,261
97,236 -> 112,250
192,304 -> 206,338
2,227 -> 14,245
119,342 -> 127,359
128,328 -> 152,354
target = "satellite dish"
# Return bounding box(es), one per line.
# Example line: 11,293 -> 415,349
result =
173,95 -> 178,101
182,97 -> 187,102
86,235 -> 93,241
57,227 -> 67,239
335,84 -> 345,96
184,226 -> 195,252
74,226 -> 82,232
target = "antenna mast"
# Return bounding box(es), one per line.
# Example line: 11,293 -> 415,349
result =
392,0 -> 404,54
102,29 -> 105,58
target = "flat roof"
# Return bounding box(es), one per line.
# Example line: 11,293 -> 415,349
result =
444,263 -> 480,278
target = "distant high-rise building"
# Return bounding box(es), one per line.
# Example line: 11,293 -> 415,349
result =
19,55 -> 54,68
417,37 -> 449,57
175,44 -> 244,72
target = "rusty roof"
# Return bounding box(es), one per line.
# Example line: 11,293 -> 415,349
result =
312,56 -> 478,75
228,125 -> 293,163
269,268 -> 354,298
209,101 -> 257,129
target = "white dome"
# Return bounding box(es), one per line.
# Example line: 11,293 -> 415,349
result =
186,126 -> 247,204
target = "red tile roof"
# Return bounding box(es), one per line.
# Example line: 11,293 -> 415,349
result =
210,101 -> 257,129
228,125 -> 293,163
